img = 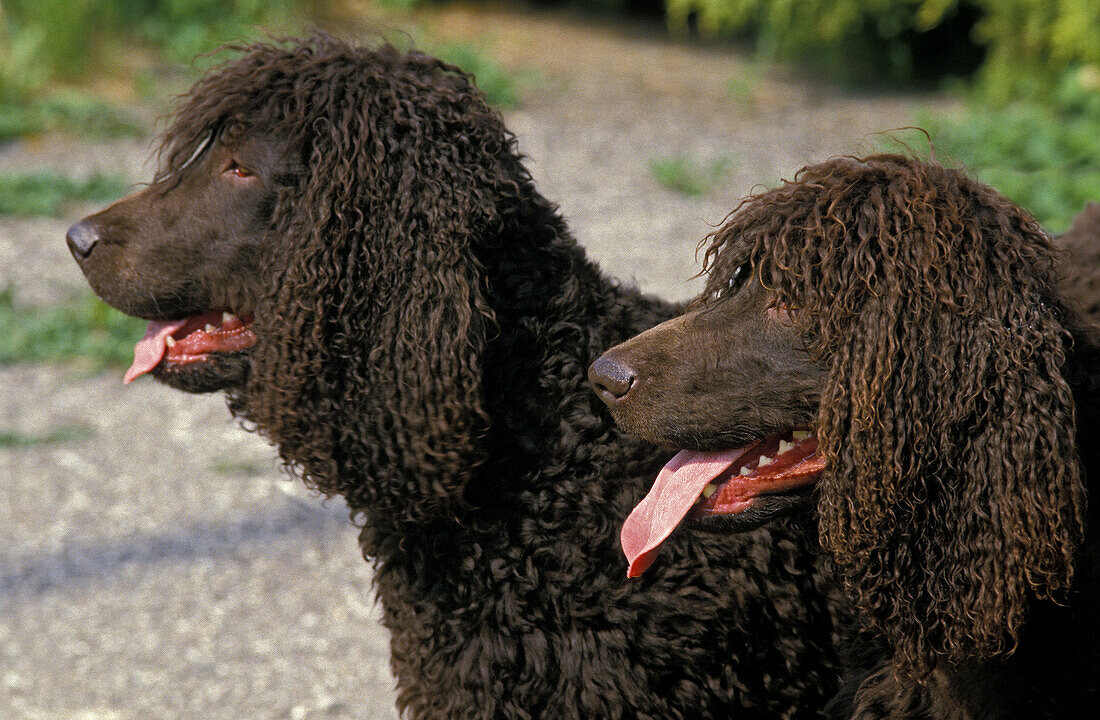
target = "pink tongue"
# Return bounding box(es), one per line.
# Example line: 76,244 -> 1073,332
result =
124,319 -> 189,384
620,448 -> 748,578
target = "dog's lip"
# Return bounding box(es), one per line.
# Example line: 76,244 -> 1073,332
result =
690,430 -> 822,515
620,428 -> 823,578
124,310 -> 256,383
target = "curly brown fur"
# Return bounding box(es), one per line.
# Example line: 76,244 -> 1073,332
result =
1058,202 -> 1100,321
591,154 -> 1100,717
66,36 -> 846,719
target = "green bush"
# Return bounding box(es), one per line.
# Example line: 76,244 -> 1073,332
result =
665,0 -> 1100,94
0,0 -> 99,86
666,0 -> 958,81
119,0 -> 314,66
974,0 -> 1100,103
921,67 -> 1100,233
0,0 -> 317,119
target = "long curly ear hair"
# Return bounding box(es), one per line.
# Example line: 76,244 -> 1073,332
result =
157,36 -> 537,528
703,154 -> 1086,676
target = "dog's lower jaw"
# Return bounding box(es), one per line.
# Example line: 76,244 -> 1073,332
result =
689,488 -> 816,533
150,351 -> 251,393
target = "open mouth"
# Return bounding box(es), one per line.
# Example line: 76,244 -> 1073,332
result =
620,428 -> 824,577
124,310 -> 257,383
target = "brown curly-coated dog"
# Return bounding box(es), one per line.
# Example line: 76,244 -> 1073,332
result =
590,154 -> 1100,719
65,36 -> 847,720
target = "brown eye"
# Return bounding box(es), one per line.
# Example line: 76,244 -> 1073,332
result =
225,160 -> 253,179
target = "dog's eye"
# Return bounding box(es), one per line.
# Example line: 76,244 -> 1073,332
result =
768,302 -> 797,323
224,160 -> 254,179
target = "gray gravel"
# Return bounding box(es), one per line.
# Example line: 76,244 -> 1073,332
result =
1,7 -> 950,719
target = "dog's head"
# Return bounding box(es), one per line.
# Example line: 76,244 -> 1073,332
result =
66,123 -> 293,392
591,154 -> 1087,674
65,36 -> 538,521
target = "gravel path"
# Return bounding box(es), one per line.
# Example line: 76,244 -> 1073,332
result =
0,6 -> 950,718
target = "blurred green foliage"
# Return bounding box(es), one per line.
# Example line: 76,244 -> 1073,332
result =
0,287 -> 146,369
658,0 -> 1099,231
0,90 -> 145,142
972,0 -> 1100,103
0,0 -> 313,106
664,0 -> 1100,94
668,0 -> 933,81
922,67 -> 1100,233
0,172 -> 131,217
117,0 -> 315,65
651,154 -> 733,196
0,423 -> 94,448
432,40 -> 528,108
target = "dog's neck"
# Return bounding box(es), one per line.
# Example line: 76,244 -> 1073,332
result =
349,202 -> 676,558
477,209 -> 675,473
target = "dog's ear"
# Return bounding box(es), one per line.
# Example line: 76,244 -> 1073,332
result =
243,50 -> 504,526
751,158 -> 1087,676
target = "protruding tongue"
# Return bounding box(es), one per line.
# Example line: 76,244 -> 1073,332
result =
123,311 -> 256,383
621,433 -> 824,577
124,319 -> 189,384
621,448 -> 749,578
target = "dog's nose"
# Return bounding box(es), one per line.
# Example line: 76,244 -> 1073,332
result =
66,218 -> 101,262
588,354 -> 637,404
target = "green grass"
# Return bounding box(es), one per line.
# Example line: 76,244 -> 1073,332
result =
917,68 -> 1100,233
210,459 -> 268,476
0,288 -> 146,369
432,40 -> 534,109
650,154 -> 733,197
0,423 -> 94,448
0,90 -> 145,143
0,0 -> 311,140
378,0 -> 426,9
726,62 -> 765,110
0,171 -> 131,217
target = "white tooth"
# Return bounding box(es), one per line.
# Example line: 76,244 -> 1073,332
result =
204,324 -> 216,333
702,484 -> 718,499
165,336 -> 176,347
222,311 -> 236,324
740,466 -> 752,476
792,430 -> 810,440
757,455 -> 774,466
778,440 -> 793,454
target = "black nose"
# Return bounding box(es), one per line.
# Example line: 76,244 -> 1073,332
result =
66,219 -> 101,262
588,354 -> 637,404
